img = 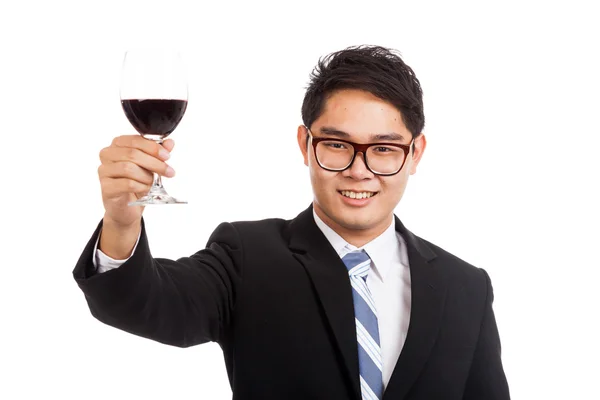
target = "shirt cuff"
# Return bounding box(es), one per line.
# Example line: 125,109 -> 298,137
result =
92,229 -> 141,273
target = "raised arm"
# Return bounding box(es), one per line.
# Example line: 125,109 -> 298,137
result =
73,218 -> 243,348
73,134 -> 243,347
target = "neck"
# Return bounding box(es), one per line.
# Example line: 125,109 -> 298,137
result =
314,203 -> 393,248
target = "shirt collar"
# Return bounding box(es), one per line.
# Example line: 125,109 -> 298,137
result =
312,208 -> 400,282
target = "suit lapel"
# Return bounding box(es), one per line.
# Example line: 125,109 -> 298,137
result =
383,216 -> 447,400
288,205 -> 362,400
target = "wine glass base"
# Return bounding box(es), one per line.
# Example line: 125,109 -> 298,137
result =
128,194 -> 187,206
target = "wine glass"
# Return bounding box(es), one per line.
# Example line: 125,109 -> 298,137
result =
120,48 -> 188,206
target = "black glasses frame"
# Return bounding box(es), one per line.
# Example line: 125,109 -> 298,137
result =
305,127 -> 414,176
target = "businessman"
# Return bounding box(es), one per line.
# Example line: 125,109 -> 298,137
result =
73,45 -> 510,399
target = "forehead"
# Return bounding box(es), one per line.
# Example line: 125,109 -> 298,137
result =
315,89 -> 410,141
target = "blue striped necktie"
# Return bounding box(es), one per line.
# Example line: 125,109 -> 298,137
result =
342,250 -> 383,400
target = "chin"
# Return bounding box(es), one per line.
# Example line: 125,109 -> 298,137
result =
338,219 -> 375,231
327,208 -> 379,231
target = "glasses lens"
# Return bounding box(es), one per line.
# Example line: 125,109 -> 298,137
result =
316,140 -> 354,170
366,145 -> 407,174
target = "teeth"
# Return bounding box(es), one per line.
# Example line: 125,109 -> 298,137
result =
341,191 -> 376,199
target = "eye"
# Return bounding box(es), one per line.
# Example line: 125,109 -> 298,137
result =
324,142 -> 348,149
373,146 -> 396,153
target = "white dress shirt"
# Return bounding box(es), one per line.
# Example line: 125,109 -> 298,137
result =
92,231 -> 140,273
93,211 -> 412,388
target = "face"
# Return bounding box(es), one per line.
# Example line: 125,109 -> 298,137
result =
297,89 -> 426,244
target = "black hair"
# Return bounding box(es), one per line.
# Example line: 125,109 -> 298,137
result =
302,45 -> 425,139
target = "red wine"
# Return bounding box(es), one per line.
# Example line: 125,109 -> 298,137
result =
121,99 -> 187,140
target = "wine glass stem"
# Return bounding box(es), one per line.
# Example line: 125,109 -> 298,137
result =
147,138 -> 169,196
148,172 -> 168,196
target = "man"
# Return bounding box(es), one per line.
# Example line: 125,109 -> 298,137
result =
73,45 -> 510,399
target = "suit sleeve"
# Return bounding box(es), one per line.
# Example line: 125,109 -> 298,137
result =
72,218 -> 243,348
463,269 -> 511,400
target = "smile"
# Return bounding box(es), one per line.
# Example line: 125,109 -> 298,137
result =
339,190 -> 378,199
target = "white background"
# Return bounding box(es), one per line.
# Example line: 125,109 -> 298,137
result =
1,0 -> 598,398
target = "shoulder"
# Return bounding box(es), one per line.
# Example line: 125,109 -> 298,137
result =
420,236 -> 479,273
207,216 -> 292,246
412,234 -> 491,295
230,216 -> 291,238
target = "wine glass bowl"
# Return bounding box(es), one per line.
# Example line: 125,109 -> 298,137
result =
120,49 -> 188,206
121,99 -> 187,142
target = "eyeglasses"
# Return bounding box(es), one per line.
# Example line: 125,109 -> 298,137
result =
306,127 -> 414,176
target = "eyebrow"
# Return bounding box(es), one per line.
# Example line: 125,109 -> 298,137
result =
319,126 -> 406,142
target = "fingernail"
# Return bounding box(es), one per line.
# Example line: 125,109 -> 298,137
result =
159,148 -> 170,160
165,166 -> 176,177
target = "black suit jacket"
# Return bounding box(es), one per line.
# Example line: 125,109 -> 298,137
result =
73,204 -> 510,399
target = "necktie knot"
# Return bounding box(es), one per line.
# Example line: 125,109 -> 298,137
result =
342,250 -> 372,279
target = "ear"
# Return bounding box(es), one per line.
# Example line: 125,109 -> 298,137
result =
409,133 -> 427,175
297,125 -> 309,166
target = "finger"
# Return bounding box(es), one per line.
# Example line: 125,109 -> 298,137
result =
98,162 -> 154,185
99,147 -> 174,177
162,139 -> 175,152
101,177 -> 151,198
111,135 -> 171,161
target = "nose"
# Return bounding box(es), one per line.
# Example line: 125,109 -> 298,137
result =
343,152 -> 373,179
